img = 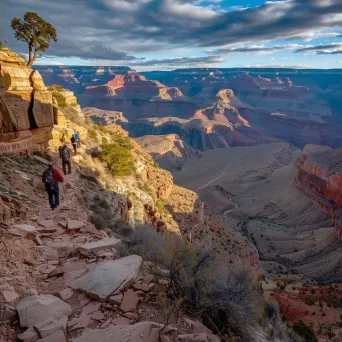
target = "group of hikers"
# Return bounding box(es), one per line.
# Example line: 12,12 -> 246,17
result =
41,131 -> 81,210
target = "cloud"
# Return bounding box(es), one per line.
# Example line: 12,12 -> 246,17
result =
132,55 -> 223,66
295,42 -> 342,54
1,0 -> 342,67
212,44 -> 303,55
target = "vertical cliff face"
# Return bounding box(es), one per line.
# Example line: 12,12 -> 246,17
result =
295,145 -> 342,237
0,48 -> 54,154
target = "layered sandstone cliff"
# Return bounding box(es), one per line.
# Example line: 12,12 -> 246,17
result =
295,145 -> 342,237
0,48 -> 54,154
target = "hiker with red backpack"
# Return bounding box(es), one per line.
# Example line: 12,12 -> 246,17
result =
42,162 -> 64,210
59,143 -> 72,174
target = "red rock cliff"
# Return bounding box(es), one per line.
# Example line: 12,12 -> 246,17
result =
0,48 -> 54,154
295,145 -> 342,237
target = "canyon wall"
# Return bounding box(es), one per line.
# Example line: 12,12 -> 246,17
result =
295,145 -> 342,237
0,48 -> 54,154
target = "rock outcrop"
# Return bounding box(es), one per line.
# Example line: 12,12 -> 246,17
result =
135,134 -> 199,171
295,145 -> 342,237
0,48 -> 54,154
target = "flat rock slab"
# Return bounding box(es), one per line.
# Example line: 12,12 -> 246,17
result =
73,322 -> 162,342
108,294 -> 123,305
17,327 -> 39,341
70,315 -> 91,331
34,317 -> 66,338
49,262 -> 88,277
112,317 -> 130,326
12,224 -> 36,232
16,294 -> 72,328
32,155 -> 50,166
38,220 -> 55,229
120,289 -> 139,313
2,290 -> 19,303
133,283 -> 150,292
63,269 -> 88,287
81,301 -> 101,315
71,255 -> 142,301
67,220 -> 85,231
37,330 -> 66,342
79,238 -> 121,255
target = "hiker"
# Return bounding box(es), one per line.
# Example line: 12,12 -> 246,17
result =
42,162 -> 64,210
70,134 -> 77,155
59,143 -> 72,174
75,131 -> 81,148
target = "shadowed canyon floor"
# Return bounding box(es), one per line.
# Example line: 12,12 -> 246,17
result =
174,143 -> 342,283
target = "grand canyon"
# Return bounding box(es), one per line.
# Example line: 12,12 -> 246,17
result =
2,0 -> 342,341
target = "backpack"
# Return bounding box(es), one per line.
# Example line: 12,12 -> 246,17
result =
61,147 -> 70,162
70,136 -> 76,144
44,168 -> 55,190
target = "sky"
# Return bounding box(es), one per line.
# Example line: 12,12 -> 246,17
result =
1,0 -> 342,70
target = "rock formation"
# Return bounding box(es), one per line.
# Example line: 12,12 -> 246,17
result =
135,134 -> 199,171
0,48 -> 54,154
295,145 -> 342,238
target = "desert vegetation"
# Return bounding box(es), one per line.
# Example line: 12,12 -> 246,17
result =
99,132 -> 136,177
119,226 -> 301,341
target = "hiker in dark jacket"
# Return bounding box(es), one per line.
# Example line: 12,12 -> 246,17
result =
71,134 -> 77,155
42,162 -> 64,210
59,143 -> 72,174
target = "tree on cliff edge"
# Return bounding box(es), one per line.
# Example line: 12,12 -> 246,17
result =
11,12 -> 57,67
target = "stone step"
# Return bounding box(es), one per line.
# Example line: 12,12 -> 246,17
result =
79,238 -> 121,255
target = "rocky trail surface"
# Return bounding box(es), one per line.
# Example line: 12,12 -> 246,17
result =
0,155 -> 219,342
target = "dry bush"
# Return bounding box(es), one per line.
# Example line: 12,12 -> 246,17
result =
121,226 -> 262,340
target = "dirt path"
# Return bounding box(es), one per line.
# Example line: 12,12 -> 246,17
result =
223,202 -> 238,215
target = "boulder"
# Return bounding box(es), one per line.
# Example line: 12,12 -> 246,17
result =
79,238 -> 121,255
16,295 -> 72,327
120,289 -> 139,313
73,322 -> 163,342
71,255 -> 142,301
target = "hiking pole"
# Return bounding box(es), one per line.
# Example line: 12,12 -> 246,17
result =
61,183 -> 70,207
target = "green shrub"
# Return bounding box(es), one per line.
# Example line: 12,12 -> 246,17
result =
100,136 -> 136,177
51,91 -> 67,108
293,321 -> 317,342
48,84 -> 66,92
